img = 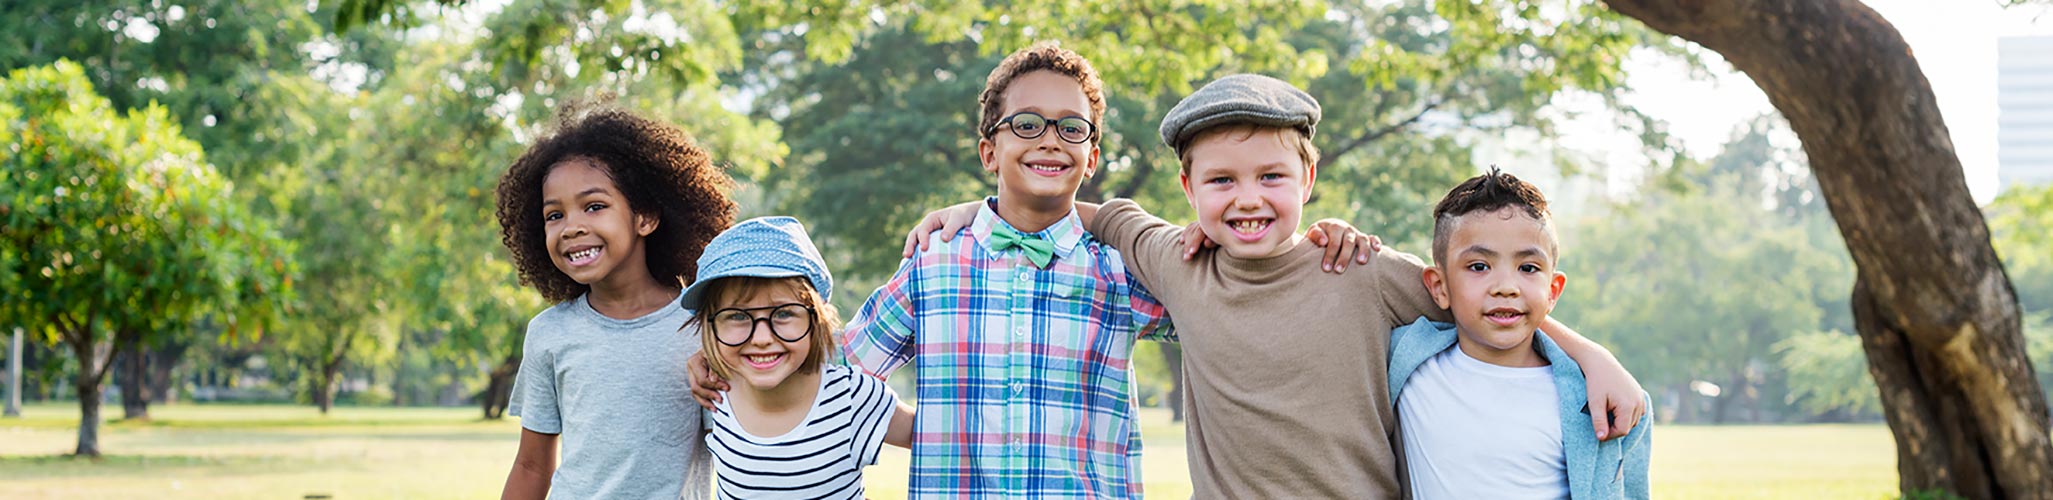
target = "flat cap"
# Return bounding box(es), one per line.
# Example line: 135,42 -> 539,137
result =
1159,74 -> 1321,153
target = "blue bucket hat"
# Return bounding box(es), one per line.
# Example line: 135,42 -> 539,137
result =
680,216 -> 834,310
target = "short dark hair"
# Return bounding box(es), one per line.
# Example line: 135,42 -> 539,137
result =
1430,167 -> 1554,265
978,41 -> 1107,144
495,103 -> 736,303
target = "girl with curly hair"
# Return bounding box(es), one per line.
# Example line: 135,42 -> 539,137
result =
495,103 -> 734,500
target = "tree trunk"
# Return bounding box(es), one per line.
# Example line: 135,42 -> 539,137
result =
149,342 -> 186,405
1160,343 -> 1185,422
68,330 -> 113,457
118,335 -> 149,420
482,355 -> 520,420
1604,1 -> 2053,496
315,358 -> 340,415
6,328 -> 20,417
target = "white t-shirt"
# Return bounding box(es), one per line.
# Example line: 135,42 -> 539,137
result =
1397,346 -> 1569,500
706,364 -> 900,499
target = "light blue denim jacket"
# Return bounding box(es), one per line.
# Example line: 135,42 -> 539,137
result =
1387,317 -> 1652,500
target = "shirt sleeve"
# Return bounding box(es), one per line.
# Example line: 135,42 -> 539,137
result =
1374,249 -> 1453,326
1624,393 -> 1653,500
507,319 -> 562,434
847,369 -> 902,467
842,255 -> 922,379
1129,279 -> 1177,343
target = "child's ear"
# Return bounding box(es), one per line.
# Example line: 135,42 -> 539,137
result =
1082,145 -> 1100,179
978,138 -> 998,175
1548,271 -> 1566,302
1180,172 -> 1199,211
636,212 -> 660,237
1302,162 -> 1318,203
1422,266 -> 1452,310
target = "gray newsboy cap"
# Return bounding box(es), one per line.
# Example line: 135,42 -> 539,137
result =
1158,74 -> 1321,154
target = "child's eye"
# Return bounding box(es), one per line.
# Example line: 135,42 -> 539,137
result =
1519,263 -> 1542,273
1466,262 -> 1489,272
585,202 -> 606,212
544,211 -> 562,221
1208,177 -> 1232,185
1260,173 -> 1284,181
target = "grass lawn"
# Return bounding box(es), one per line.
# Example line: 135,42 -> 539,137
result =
2,402 -> 1898,499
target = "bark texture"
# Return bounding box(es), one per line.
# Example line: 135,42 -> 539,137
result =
1603,1 -> 2053,497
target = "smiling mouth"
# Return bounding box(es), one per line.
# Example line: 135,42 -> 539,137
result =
564,247 -> 602,265
1484,309 -> 1526,326
1025,162 -> 1071,176
743,353 -> 786,369
1226,218 -> 1273,240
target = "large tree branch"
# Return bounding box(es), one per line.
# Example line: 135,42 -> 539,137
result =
1318,98 -> 1440,169
1603,0 -> 2051,496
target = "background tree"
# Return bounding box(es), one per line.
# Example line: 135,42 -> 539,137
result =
1,61 -> 293,455
1603,0 -> 2053,496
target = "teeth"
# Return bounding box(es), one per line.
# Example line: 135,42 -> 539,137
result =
1028,163 -> 1064,172
1230,220 -> 1268,233
568,248 -> 598,261
746,354 -> 781,364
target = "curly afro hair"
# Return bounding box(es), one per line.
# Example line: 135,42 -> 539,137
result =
495,103 -> 737,303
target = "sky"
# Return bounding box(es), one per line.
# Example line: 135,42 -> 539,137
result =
1591,0 -> 2053,205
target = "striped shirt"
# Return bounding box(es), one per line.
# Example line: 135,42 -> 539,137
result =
843,198 -> 1176,499
706,364 -> 900,499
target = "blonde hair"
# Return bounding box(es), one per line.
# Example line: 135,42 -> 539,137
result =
1177,124 -> 1319,176
692,276 -> 842,380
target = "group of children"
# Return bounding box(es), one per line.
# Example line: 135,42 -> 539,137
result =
494,42 -> 1652,500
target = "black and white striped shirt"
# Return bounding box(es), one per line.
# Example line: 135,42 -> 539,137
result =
706,364 -> 900,499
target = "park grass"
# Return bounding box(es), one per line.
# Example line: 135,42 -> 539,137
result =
2,402 -> 1900,499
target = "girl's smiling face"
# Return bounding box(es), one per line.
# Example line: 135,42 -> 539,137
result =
540,158 -> 657,288
709,283 -> 817,393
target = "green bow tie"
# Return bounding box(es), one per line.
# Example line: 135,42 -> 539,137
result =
990,224 -> 1056,268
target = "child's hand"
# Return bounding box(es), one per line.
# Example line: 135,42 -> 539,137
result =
902,201 -> 985,257
1586,363 -> 1647,441
687,352 -> 728,410
1177,222 -> 1216,260
1305,218 -> 1380,273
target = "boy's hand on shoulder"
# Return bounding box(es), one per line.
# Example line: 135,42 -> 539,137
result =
1305,218 -> 1380,273
687,352 -> 728,410
1587,364 -> 1647,441
903,201 -> 986,257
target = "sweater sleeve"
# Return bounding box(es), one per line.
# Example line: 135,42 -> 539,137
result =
1087,199 -> 1188,296
1374,249 -> 1453,326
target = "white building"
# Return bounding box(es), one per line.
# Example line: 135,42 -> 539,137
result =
1998,36 -> 2053,191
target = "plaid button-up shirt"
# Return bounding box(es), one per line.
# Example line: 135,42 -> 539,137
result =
843,198 -> 1176,499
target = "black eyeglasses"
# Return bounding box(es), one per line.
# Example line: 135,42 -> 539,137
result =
987,112 -> 1096,144
710,303 -> 815,346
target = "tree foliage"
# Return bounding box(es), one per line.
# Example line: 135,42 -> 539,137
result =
1,60 -> 293,453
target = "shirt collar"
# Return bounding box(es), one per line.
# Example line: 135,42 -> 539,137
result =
970,196 -> 1084,263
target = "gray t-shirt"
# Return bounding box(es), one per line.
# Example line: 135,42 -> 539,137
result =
509,293 -> 712,499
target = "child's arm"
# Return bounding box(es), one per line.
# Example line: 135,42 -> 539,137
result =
1539,318 -> 1647,441
500,429 -> 557,500
883,400 -> 916,449
901,200 -> 1374,272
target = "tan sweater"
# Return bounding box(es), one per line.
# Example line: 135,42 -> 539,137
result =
1090,199 -> 1451,499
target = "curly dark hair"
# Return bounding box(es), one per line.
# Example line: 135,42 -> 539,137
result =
495,103 -> 737,303
1430,166 -> 1554,265
977,41 -> 1107,145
